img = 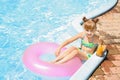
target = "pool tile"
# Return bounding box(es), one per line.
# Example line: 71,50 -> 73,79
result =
101,67 -> 112,74
112,61 -> 120,66
116,45 -> 120,49
107,54 -> 120,60
104,74 -> 120,80
108,50 -> 118,55
110,55 -> 120,60
101,60 -> 114,67
118,74 -> 120,78
107,45 -> 115,49
92,68 -> 104,75
95,75 -> 105,80
110,67 -> 120,74
101,60 -> 114,74
88,76 -> 96,80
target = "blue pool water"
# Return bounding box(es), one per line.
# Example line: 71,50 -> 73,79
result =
0,0 -> 117,80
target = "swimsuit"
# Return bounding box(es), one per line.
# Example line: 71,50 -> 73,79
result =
81,39 -> 98,48
79,35 -> 98,59
78,48 -> 92,59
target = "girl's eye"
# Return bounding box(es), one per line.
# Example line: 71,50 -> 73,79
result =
90,30 -> 93,32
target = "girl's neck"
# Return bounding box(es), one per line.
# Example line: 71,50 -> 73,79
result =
87,35 -> 94,42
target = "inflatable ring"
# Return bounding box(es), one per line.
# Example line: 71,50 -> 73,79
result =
22,42 -> 82,77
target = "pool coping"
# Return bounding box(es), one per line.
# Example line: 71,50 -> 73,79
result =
70,50 -> 108,80
72,0 -> 118,33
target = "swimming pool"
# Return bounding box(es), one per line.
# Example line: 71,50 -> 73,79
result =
0,0 -> 117,80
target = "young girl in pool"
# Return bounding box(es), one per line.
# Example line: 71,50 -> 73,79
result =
52,17 -> 106,64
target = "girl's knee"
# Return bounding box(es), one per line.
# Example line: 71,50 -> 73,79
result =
72,50 -> 79,55
70,46 -> 78,50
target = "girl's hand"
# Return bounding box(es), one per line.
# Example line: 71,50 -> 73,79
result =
55,48 -> 61,57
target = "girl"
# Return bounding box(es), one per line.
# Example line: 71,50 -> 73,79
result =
52,17 -> 105,64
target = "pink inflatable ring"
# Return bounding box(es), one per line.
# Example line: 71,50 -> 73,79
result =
22,42 -> 82,77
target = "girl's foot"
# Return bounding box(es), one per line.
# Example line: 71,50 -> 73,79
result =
51,60 -> 57,63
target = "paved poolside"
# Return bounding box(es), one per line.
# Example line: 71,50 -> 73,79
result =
89,0 -> 120,80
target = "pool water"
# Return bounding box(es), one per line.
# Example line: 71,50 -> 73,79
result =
0,0 -> 116,80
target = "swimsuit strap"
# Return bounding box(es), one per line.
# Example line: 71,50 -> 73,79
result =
81,34 -> 97,48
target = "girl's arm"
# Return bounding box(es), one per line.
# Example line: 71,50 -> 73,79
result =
96,38 -> 107,57
99,39 -> 107,51
55,32 -> 83,56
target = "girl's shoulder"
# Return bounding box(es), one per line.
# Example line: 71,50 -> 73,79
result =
93,35 -> 101,43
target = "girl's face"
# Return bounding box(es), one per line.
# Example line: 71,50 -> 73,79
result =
85,29 -> 96,38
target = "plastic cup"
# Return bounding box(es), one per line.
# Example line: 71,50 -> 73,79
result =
96,45 -> 105,57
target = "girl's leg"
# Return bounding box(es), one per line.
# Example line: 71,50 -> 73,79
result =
52,47 -> 76,63
55,50 -> 78,64
56,49 -> 88,64
77,50 -> 88,60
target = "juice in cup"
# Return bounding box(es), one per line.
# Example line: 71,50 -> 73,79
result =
96,45 -> 105,57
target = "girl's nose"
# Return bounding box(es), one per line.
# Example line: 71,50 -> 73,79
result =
88,31 -> 91,34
